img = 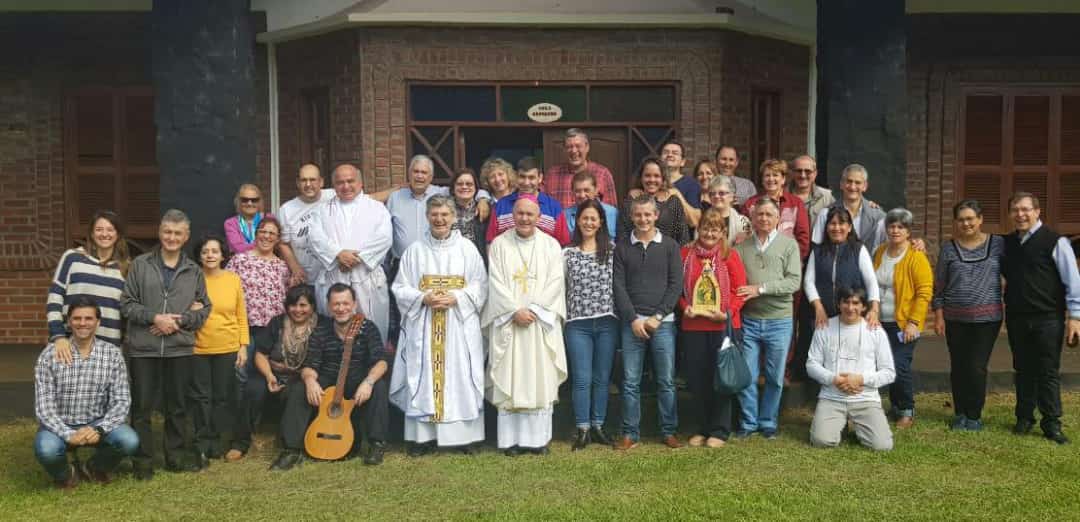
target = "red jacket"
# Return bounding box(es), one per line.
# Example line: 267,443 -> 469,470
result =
741,191 -> 811,260
677,246 -> 747,331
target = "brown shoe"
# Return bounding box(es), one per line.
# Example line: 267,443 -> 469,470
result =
663,435 -> 684,449
613,436 -> 639,451
705,437 -> 726,448
688,435 -> 706,447
55,464 -> 79,491
78,460 -> 112,484
896,416 -> 915,429
224,449 -> 245,462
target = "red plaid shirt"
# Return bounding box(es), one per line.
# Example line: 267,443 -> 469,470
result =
543,161 -> 618,209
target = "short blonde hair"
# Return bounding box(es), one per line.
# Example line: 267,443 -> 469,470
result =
480,157 -> 516,191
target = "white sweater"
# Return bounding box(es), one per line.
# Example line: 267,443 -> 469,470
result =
806,317 -> 895,403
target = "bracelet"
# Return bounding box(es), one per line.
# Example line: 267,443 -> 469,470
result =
93,426 -> 106,437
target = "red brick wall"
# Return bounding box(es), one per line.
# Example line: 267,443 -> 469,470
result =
273,27 -> 810,192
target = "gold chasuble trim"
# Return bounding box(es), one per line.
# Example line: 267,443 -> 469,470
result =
419,275 -> 466,422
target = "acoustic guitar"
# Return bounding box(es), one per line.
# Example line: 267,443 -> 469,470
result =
304,314 -> 364,460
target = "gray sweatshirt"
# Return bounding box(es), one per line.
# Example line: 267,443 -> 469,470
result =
121,248 -> 211,358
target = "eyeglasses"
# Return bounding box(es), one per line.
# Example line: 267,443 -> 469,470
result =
240,197 -> 261,204
257,230 -> 279,237
793,169 -> 815,175
708,191 -> 732,198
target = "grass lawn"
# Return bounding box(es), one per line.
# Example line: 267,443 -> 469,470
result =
0,392 -> 1077,521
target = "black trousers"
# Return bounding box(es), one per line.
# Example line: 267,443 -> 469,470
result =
130,356 -> 193,467
1006,315 -> 1064,431
682,330 -> 735,440
279,377 -> 389,454
792,292 -> 816,381
945,320 -> 1002,420
232,370 -> 298,452
189,353 -> 237,456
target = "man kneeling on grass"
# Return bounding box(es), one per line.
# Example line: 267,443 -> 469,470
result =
806,287 -> 895,451
34,297 -> 137,489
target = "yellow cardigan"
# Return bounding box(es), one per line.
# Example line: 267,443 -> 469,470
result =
195,271 -> 250,355
873,244 -> 934,330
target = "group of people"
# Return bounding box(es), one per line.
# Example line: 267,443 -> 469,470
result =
35,128 -> 1080,490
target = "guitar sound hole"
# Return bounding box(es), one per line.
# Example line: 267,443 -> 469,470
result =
316,433 -> 342,440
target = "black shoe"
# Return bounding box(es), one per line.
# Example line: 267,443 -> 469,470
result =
165,456 -> 201,473
196,452 -> 211,470
269,450 -> 304,471
54,464 -> 79,490
1013,419 -> 1036,435
457,444 -> 474,455
132,461 -> 154,481
530,445 -> 550,456
589,426 -> 613,446
78,460 -> 112,484
407,441 -> 436,457
504,446 -> 525,457
1044,430 -> 1070,445
571,429 -> 590,451
363,441 -> 385,466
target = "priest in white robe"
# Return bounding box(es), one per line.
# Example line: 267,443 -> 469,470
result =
390,195 -> 488,454
482,194 -> 567,455
309,164 -> 394,343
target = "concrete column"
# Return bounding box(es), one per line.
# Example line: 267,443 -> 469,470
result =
816,0 -> 907,210
152,0 -> 256,238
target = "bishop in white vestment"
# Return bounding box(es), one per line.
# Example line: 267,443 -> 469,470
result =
482,195 -> 567,454
391,196 -> 488,450
309,164 -> 394,343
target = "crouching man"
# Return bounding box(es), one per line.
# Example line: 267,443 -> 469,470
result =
806,287 -> 895,451
34,297 -> 137,489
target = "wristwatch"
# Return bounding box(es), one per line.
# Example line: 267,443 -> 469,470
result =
652,313 -> 664,322
93,426 -> 106,438
758,285 -> 766,295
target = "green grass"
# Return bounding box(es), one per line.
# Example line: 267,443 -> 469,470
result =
1,393 -> 1077,521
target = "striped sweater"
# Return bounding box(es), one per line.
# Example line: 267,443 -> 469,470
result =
46,248 -> 126,346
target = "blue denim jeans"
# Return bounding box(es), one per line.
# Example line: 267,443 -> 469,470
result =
236,326 -> 263,386
34,424 -> 139,480
883,322 -> 918,417
620,321 -> 678,440
564,316 -> 619,428
737,317 -> 794,433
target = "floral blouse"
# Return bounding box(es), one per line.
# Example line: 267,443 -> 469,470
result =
225,252 -> 289,327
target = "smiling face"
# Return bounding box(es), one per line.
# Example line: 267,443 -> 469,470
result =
287,295 -> 315,324
576,206 -> 601,240
640,162 -> 665,195
954,207 -> 983,239
255,221 -> 280,254
91,217 -> 118,252
328,289 -> 356,323
199,239 -> 224,271
791,157 -> 817,191
517,168 -> 542,194
572,178 -> 598,205
826,214 -> 853,244
695,163 -> 717,189
564,135 -> 590,169
841,171 -> 868,203
752,203 -> 779,236
716,147 -> 739,176
886,222 -> 911,246
296,165 -> 324,202
707,185 -> 733,212
513,199 -> 540,237
67,305 -> 100,344
631,200 -> 658,234
838,295 -> 866,325
697,222 -> 725,250
237,187 -> 261,219
409,160 -> 434,194
487,167 -> 510,195
427,204 -> 455,239
660,143 -> 685,172
453,173 -> 477,202
761,168 -> 785,196
333,166 -> 363,202
159,221 -> 191,255
1010,196 -> 1040,233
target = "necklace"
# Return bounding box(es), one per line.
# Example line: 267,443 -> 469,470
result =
512,234 -> 538,294
281,318 -> 314,370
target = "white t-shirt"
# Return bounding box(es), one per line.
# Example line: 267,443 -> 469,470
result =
278,188 -> 335,282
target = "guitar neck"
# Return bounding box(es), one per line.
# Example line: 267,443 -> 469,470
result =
331,316 -> 363,404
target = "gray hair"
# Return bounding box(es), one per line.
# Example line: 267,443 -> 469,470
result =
565,128 -> 589,144
630,194 -> 658,213
409,154 -> 434,173
885,207 -> 914,230
426,194 -> 455,213
160,208 -> 190,227
707,174 -> 735,193
752,196 -> 781,214
842,163 -> 869,182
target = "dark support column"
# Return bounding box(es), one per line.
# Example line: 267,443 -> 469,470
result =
152,0 -> 256,239
816,0 -> 907,209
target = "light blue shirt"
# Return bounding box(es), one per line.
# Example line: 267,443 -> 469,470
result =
1020,221 -> 1080,319
564,201 -> 619,240
386,185 -> 490,259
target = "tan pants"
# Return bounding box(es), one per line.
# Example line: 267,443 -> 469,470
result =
810,399 -> 893,451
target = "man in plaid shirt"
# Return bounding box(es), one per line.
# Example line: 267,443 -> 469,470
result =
34,296 -> 137,489
544,128 -> 619,209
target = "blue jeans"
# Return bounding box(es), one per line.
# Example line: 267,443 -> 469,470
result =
236,326 -> 263,385
883,322 -> 918,417
620,321 -> 678,440
737,317 -> 794,433
34,424 -> 139,481
564,316 -> 619,428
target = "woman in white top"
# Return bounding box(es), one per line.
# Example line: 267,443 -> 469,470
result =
804,206 -> 881,329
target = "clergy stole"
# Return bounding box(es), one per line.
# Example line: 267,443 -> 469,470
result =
482,231 -> 568,411
419,274 -> 465,422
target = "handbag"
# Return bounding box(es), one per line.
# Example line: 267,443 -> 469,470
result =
713,308 -> 751,395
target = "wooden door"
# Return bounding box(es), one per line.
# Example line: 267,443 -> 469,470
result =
543,128 -> 629,203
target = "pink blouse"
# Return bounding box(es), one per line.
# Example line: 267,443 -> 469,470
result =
225,252 -> 289,327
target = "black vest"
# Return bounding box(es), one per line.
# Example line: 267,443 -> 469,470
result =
812,242 -> 865,317
1003,225 -> 1066,317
